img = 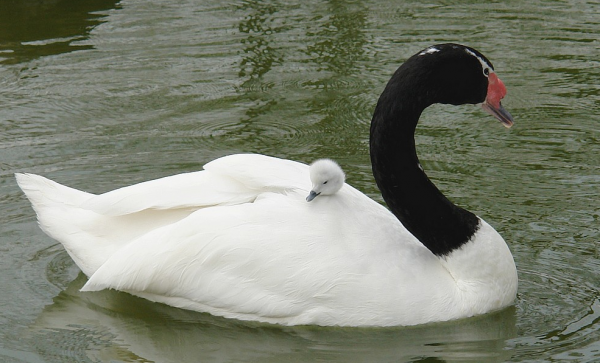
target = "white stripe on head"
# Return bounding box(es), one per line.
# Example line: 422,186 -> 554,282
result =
464,48 -> 493,77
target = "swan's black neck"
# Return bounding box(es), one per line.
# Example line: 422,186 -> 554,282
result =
370,52 -> 481,256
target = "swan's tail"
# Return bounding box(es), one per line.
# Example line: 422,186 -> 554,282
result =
16,173 -> 93,210
15,173 -> 104,275
15,173 -> 200,277
15,174 -> 94,242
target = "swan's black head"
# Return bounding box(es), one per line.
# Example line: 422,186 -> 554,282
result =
386,43 -> 513,127
408,44 -> 491,104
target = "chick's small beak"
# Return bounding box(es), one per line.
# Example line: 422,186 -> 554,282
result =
306,190 -> 320,202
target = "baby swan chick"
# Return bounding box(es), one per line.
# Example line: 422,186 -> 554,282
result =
306,159 -> 346,202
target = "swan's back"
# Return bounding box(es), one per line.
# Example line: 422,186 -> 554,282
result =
17,154 -> 462,326
16,155 -> 307,273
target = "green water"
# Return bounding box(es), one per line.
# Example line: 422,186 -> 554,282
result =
1,0 -> 599,361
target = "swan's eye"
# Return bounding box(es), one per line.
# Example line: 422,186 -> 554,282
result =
483,68 -> 490,77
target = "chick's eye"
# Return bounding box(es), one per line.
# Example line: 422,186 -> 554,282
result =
323,181 -> 328,184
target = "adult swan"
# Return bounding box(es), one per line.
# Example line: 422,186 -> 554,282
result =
16,44 -> 518,327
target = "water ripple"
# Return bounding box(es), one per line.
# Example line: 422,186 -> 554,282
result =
1,0 -> 599,361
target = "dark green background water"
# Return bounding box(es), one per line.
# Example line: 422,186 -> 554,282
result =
1,0 -> 599,361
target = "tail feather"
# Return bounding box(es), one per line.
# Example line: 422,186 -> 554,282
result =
15,173 -> 93,208
15,173 -> 104,275
15,173 -> 198,277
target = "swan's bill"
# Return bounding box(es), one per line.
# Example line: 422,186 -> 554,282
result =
482,72 -> 514,128
482,102 -> 513,128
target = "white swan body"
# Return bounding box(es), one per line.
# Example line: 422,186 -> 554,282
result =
16,153 -> 516,327
16,44 -> 519,327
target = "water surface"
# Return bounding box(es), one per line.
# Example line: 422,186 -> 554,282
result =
1,0 -> 599,361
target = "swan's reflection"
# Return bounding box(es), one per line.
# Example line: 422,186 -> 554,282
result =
31,267 -> 517,362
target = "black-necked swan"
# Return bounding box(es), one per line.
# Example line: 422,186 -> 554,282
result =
306,159 -> 345,202
16,43 -> 518,327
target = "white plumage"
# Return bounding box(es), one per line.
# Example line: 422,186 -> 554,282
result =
306,159 -> 345,201
16,153 -> 516,327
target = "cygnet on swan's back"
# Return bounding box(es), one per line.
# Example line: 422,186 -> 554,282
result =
306,159 -> 345,202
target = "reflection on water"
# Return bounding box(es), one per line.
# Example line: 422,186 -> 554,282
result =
234,0 -> 374,168
235,0 -> 285,148
238,0 -> 283,81
0,0 -> 120,64
305,1 -> 368,76
29,260 -> 516,363
303,1 -> 373,163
